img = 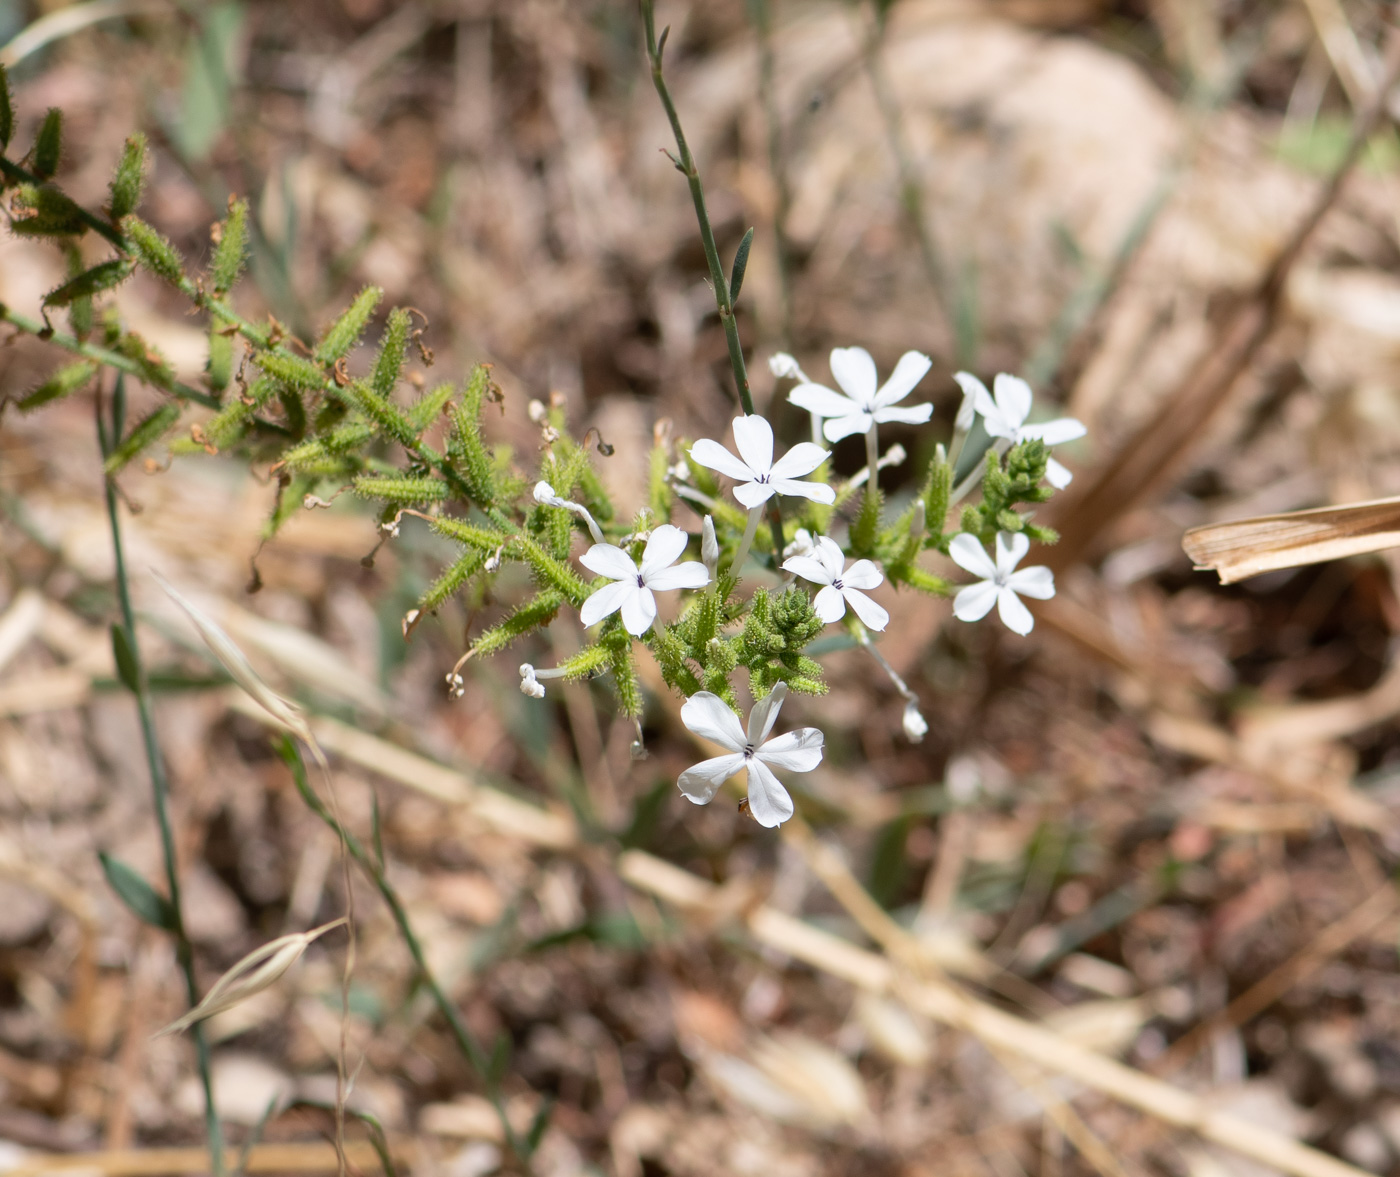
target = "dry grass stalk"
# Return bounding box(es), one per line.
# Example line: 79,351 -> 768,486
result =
1182,496 -> 1400,585
1,1141 -> 400,1176
618,849 -> 1375,1177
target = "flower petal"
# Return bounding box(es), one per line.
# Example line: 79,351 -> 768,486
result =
758,727 -> 824,772
773,478 -> 836,504
1006,565 -> 1054,600
993,373 -> 1033,429
874,350 -> 932,407
972,381 -> 1011,436
769,441 -> 830,481
873,403 -> 934,426
678,753 -> 747,803
844,587 -> 889,631
688,438 -> 753,482
840,558 -> 883,590
952,371 -> 990,406
788,382 -> 861,420
996,586 -> 1035,635
733,479 -> 776,509
814,536 -> 846,580
579,543 -> 637,581
579,578 -> 633,627
822,412 -> 873,443
953,580 -> 998,622
782,555 -> 833,586
639,524 -> 689,579
681,691 -> 747,750
948,533 -> 998,580
732,414 -> 775,476
645,561 -> 710,592
1022,416 -> 1086,446
995,530 -> 1029,576
746,681 -> 788,747
812,584 -> 847,623
829,346 -> 878,406
620,585 -> 657,636
744,758 -> 795,827
1044,456 -> 1073,489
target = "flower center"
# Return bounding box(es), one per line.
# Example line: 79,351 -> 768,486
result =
832,578 -> 843,590
635,573 -> 646,588
754,473 -> 769,484
743,743 -> 755,759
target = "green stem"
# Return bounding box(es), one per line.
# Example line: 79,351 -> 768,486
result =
283,744 -> 535,1173
2,304 -> 221,409
641,4 -> 753,416
99,391 -> 224,1177
731,505 -> 763,574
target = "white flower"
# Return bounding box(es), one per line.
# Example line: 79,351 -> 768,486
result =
902,700 -> 928,743
701,515 -> 719,579
533,480 -> 604,543
519,664 -> 545,698
678,683 -> 823,828
768,352 -> 805,381
689,415 -> 835,508
949,531 -> 1055,636
787,346 -> 933,443
782,528 -> 816,561
952,372 -> 1086,490
579,524 -> 709,636
782,535 -> 889,631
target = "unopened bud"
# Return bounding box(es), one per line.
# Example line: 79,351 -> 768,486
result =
534,480 -> 556,505
527,399 -> 548,423
902,700 -> 928,743
519,664 -> 545,699
768,352 -> 802,380
701,516 -> 718,578
782,528 -> 816,561
909,501 -> 926,544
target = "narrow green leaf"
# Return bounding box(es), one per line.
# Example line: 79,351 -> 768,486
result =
729,226 -> 754,302
488,1033 -> 511,1087
257,352 -> 326,393
17,360 -> 99,412
108,134 -> 147,221
99,852 -> 177,931
370,308 -> 411,400
110,624 -> 141,692
33,108 -> 62,180
10,185 -> 86,237
526,1096 -> 554,1154
206,328 -> 234,392
315,286 -> 382,364
43,260 -> 133,308
122,216 -> 186,285
0,65 -> 13,150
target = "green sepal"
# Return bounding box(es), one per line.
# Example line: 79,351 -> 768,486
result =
513,535 -> 586,604
122,216 -> 186,284
211,198 -> 249,293
108,134 -> 147,221
406,382 -> 455,432
100,852 -> 177,930
315,285 -> 382,364
33,108 -> 63,180
370,308 -> 410,399
17,360 -> 99,412
343,379 -> 416,448
104,403 -> 181,473
43,259 -> 132,307
11,185 -> 87,237
352,475 -> 450,505
257,352 -> 327,393
206,328 -> 234,392
447,364 -> 497,506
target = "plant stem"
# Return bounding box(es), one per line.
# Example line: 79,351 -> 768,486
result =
2,304 -> 220,409
731,505 -> 764,575
98,386 -> 224,1177
281,742 -> 535,1172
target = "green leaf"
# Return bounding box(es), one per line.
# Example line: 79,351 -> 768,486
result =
108,134 -> 147,221
11,185 -> 87,237
729,226 -> 754,302
33,108 -> 62,180
99,852 -> 177,930
370,308 -> 410,400
110,624 -> 141,692
43,260 -> 133,308
315,286 -> 382,364
487,1033 -> 511,1087
176,3 -> 244,161
207,328 -> 234,392
526,1096 -> 554,1155
0,64 -> 13,150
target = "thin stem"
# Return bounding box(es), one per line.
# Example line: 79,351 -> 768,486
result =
2,304 -> 220,409
283,745 -> 534,1173
864,423 -> 880,500
641,3 -> 754,416
731,505 -> 764,575
99,392 -> 224,1177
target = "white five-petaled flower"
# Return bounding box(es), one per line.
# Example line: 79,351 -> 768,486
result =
949,531 -> 1055,636
678,683 -> 823,828
787,346 -> 933,443
689,415 -> 835,508
952,372 -> 1086,490
782,536 -> 889,631
579,524 -> 709,636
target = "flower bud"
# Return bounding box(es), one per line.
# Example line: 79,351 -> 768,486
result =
519,664 -> 545,698
701,516 -> 719,578
533,480 -> 557,505
902,700 -> 928,743
769,352 -> 801,379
